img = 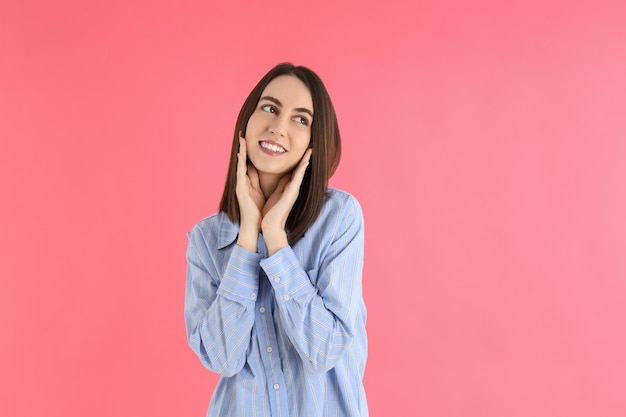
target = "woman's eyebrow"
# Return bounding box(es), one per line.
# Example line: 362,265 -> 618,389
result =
260,96 -> 282,107
260,95 -> 314,118
294,107 -> 314,118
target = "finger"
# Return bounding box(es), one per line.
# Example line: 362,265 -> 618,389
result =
275,174 -> 290,194
248,163 -> 261,189
237,138 -> 248,181
291,148 -> 312,185
239,136 -> 248,160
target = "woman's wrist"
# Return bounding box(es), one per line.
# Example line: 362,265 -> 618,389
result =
237,221 -> 260,253
262,228 -> 288,256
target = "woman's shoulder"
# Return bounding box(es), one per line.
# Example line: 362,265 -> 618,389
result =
321,188 -> 364,223
187,211 -> 238,248
326,187 -> 361,208
304,188 -> 364,242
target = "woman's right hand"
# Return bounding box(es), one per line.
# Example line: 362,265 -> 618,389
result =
235,137 -> 265,252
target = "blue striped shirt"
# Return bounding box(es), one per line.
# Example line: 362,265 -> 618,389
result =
185,188 -> 368,417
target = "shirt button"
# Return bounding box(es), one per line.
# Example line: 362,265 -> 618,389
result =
274,277 -> 280,283
250,294 -> 256,300
259,307 -> 265,313
283,295 -> 290,300
273,383 -> 280,390
266,347 -> 273,353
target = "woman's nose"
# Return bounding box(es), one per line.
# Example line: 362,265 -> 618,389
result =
268,117 -> 287,136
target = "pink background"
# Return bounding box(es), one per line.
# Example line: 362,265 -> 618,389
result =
2,1 -> 625,416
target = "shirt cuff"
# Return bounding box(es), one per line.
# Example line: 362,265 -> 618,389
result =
261,246 -> 313,302
216,244 -> 262,303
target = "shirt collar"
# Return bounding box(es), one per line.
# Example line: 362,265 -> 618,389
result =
217,213 -> 239,249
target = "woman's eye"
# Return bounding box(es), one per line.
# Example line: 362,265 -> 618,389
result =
261,105 -> 276,114
294,116 -> 309,126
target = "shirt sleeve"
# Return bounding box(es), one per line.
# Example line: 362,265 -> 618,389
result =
184,226 -> 262,377
260,196 -> 365,373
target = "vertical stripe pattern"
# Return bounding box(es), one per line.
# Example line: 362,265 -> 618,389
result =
185,188 -> 368,417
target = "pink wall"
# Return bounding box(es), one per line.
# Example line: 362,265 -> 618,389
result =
1,1 -> 625,416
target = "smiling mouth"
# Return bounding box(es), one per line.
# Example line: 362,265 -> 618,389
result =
260,141 -> 286,153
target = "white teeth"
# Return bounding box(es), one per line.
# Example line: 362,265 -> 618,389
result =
261,142 -> 286,153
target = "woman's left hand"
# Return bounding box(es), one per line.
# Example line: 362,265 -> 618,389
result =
261,148 -> 312,255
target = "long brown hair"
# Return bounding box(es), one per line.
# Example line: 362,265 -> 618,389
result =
219,62 -> 341,243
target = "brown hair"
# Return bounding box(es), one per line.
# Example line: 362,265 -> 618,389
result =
219,62 -> 341,243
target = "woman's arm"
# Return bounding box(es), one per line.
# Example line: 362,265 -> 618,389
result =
184,223 -> 262,377
260,195 -> 365,373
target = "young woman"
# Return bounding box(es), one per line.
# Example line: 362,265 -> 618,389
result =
184,63 -> 368,417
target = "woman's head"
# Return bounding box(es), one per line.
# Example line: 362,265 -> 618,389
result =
220,63 -> 342,243
243,74 -> 314,184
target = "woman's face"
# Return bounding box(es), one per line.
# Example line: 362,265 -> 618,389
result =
244,75 -> 313,179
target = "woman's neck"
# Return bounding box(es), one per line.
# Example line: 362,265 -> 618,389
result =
259,173 -> 281,200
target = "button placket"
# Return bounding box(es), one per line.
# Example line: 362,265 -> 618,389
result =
254,259 -> 287,416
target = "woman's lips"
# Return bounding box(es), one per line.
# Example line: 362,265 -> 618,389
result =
259,140 -> 286,155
